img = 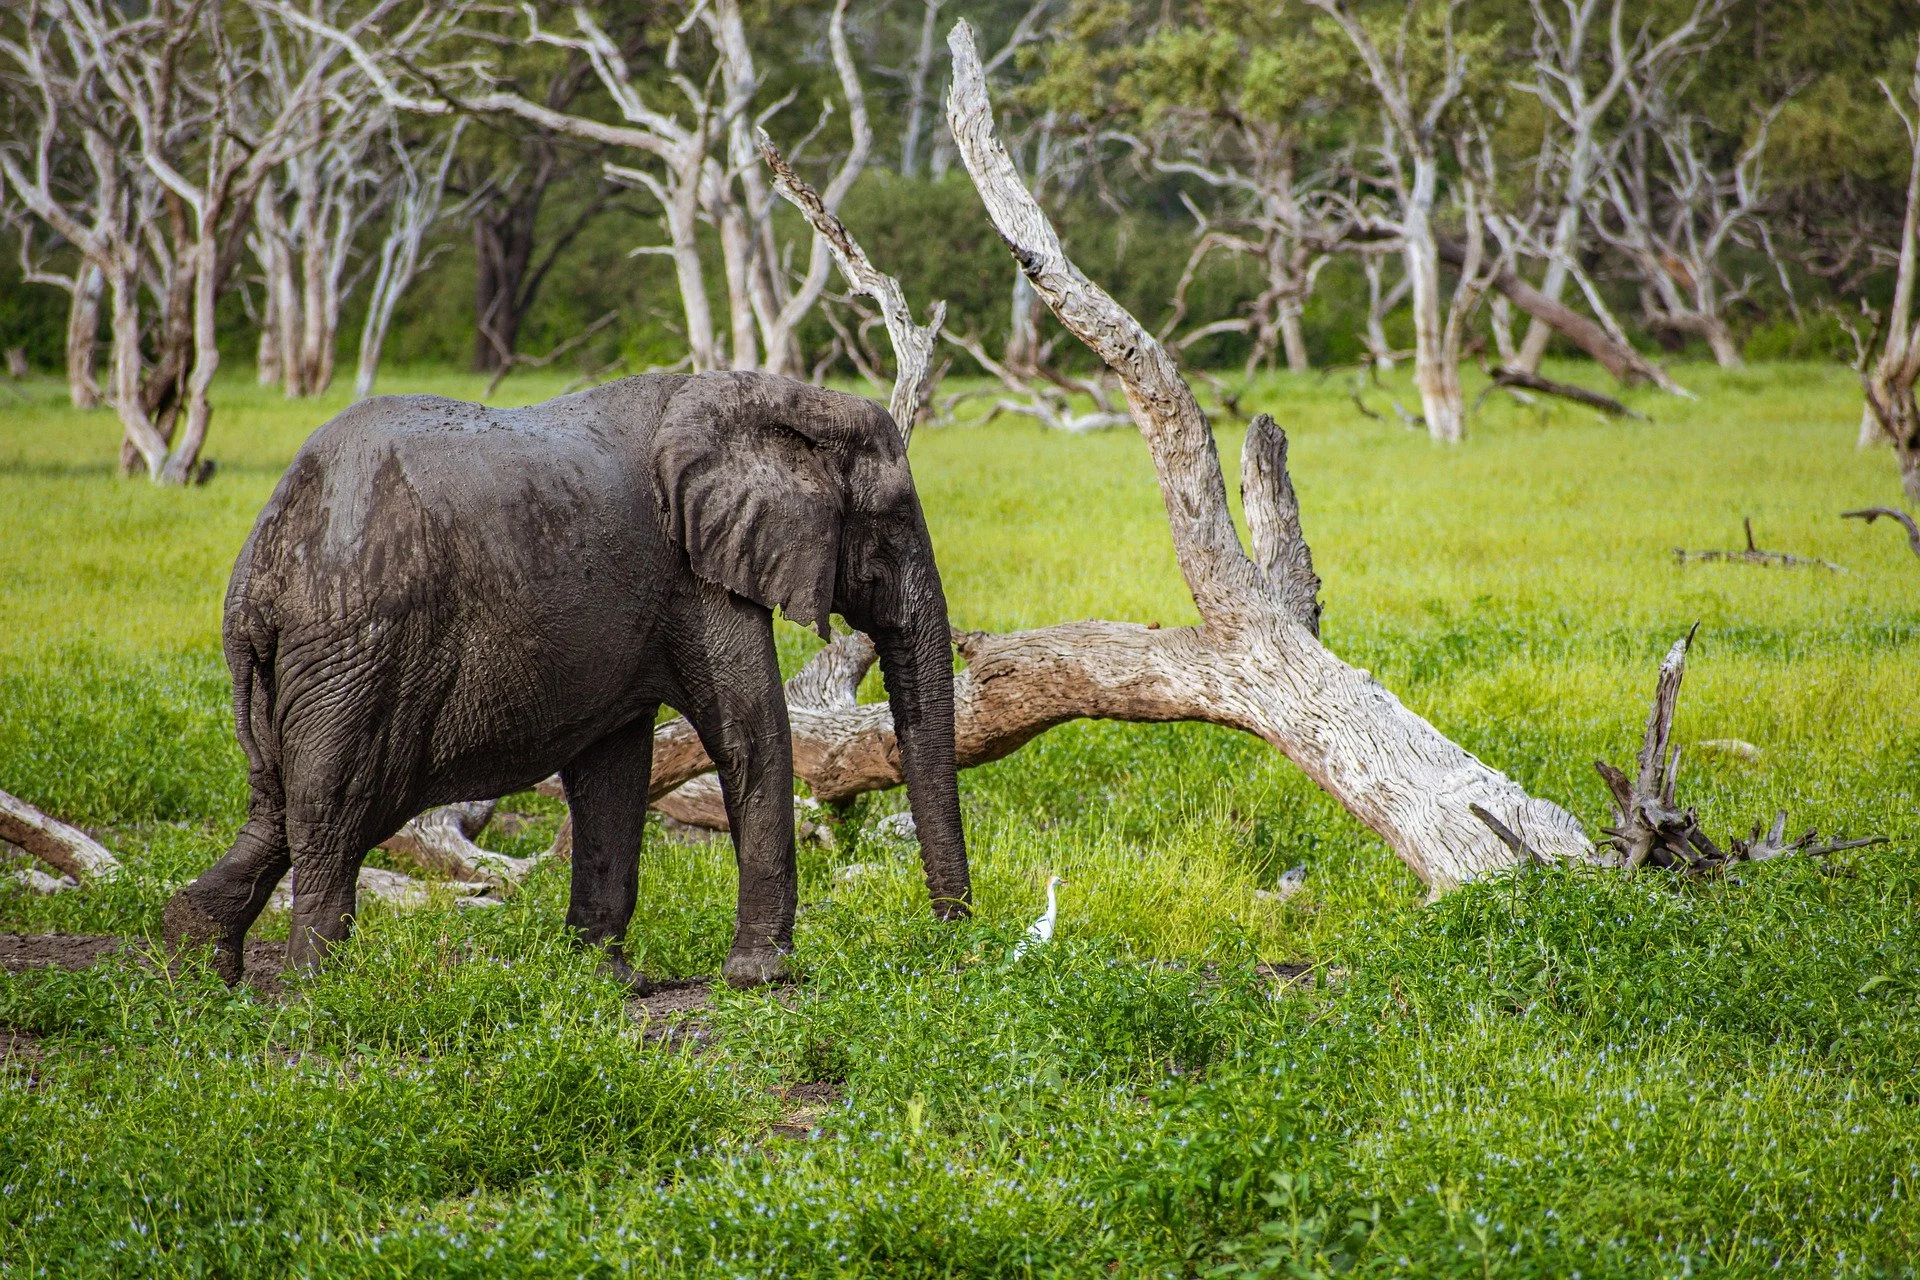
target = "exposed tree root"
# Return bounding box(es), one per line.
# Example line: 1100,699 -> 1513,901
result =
1585,627 -> 1883,876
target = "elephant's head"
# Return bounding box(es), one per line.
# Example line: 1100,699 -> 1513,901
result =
652,371 -> 970,916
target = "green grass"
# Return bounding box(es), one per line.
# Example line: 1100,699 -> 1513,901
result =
1,361 -> 1917,1276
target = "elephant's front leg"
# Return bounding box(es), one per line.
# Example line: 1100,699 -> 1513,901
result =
673,591 -> 799,989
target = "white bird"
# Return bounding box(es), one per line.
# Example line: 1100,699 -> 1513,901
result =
1013,875 -> 1066,958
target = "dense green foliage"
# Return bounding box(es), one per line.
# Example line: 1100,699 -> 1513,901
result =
1,362 -> 1916,1274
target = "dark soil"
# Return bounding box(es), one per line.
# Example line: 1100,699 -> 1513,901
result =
631,977 -> 717,1019
630,978 -> 716,1049
1,1026 -> 42,1064
769,1080 -> 844,1140
0,932 -> 289,997
0,932 -> 123,972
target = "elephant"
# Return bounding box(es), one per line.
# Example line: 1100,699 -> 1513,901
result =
162,370 -> 970,991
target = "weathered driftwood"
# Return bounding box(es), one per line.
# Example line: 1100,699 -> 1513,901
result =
266,864 -> 500,913
1674,518 -> 1842,571
0,784 -> 491,911
378,799 -> 536,886
0,788 -> 121,883
1584,626 -> 1883,876
1842,507 -> 1920,559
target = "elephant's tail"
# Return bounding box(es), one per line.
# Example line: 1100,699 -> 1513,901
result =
224,600 -> 284,804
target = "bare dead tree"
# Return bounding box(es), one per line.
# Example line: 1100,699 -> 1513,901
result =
1147,122 -> 1342,377
1586,19 -> 1790,371
2,0 -> 368,482
1509,0 -> 1723,375
301,0 -> 871,379
248,1 -> 403,399
1307,0 -> 1480,442
354,118 -> 466,400
0,197 -> 102,408
897,0 -> 948,179
1359,248 -> 1410,372
1857,38 -> 1920,503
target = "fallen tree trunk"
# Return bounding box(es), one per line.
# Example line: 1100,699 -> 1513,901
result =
0,788 -> 120,883
1482,365 -> 1641,419
628,24 -> 1597,894
1434,236 -> 1682,395
379,799 -> 535,886
0,784 -> 490,911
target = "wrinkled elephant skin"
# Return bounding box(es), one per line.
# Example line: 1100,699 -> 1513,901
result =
162,372 -> 970,990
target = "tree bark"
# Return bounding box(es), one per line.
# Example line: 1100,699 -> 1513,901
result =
0,788 -> 121,883
1434,235 -> 1670,389
471,186 -> 543,374
1403,159 -> 1464,442
64,264 -> 102,409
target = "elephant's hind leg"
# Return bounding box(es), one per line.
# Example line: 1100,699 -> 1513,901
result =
281,779 -> 400,975
163,800 -> 290,985
561,715 -> 656,995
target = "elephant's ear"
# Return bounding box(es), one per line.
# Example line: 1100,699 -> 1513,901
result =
652,373 -> 847,638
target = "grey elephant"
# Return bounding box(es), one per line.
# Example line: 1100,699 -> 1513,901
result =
162,371 -> 970,990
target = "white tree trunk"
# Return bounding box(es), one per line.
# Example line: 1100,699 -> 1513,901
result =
1403,158 -> 1465,442
1515,201 -> 1582,372
65,263 -> 102,409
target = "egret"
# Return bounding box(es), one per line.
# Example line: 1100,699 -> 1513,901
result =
1013,875 -> 1066,958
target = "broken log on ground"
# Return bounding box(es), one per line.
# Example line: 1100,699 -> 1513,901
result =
1477,365 -> 1642,419
0,783 -> 498,910
1674,518 -> 1842,571
0,787 -> 120,884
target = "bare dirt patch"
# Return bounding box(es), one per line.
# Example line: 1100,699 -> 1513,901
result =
0,932 -> 122,972
769,1080 -> 844,1140
0,932 -> 289,997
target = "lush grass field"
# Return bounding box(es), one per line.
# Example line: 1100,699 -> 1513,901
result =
1,362 -> 1916,1277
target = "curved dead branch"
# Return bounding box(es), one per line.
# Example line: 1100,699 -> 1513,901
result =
1842,507 -> 1920,559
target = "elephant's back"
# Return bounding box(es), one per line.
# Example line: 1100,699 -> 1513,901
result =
236,375 -> 686,631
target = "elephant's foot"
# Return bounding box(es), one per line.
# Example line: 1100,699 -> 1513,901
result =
602,945 -> 655,998
161,889 -> 246,986
722,945 -> 792,990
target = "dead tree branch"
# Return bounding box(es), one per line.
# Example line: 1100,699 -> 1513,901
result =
1674,518 -> 1842,570
757,131 -> 946,431
0,787 -> 121,883
1841,507 -> 1920,559
1480,364 -> 1641,418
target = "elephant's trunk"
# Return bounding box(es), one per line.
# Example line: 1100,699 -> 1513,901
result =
872,567 -> 971,918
